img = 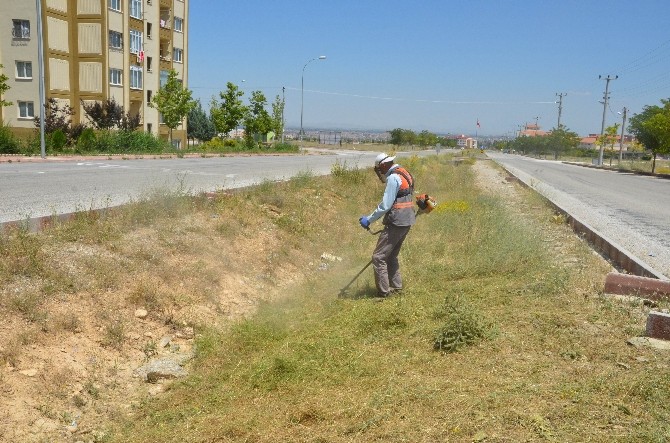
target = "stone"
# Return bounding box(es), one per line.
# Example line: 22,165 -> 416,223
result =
646,311 -> 670,340
158,335 -> 172,348
134,308 -> 148,319
627,336 -> 670,351
19,369 -> 38,377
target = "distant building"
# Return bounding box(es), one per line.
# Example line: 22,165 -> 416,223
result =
448,134 -> 477,149
579,134 -> 636,150
0,0 -> 189,147
519,123 -> 550,137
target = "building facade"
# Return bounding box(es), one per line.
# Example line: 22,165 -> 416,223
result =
1,0 -> 189,147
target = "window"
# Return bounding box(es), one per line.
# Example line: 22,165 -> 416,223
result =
146,56 -> 152,72
16,61 -> 32,79
173,48 -> 183,63
129,29 -> 142,54
174,17 -> 183,32
147,90 -> 152,103
146,22 -> 152,39
159,70 -> 168,87
147,123 -> 152,133
110,68 -> 122,86
129,0 -> 142,19
109,31 -> 123,49
18,101 -> 35,118
12,20 -> 30,39
130,65 -> 143,89
108,0 -> 121,11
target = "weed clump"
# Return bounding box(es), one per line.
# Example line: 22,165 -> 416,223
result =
433,297 -> 495,353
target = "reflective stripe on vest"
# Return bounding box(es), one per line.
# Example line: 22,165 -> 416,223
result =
392,201 -> 414,209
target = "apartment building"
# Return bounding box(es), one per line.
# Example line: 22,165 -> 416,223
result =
0,0 -> 189,147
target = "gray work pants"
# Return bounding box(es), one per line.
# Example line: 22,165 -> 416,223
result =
372,224 -> 411,296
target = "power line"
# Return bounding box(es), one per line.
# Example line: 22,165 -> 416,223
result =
284,87 -> 556,105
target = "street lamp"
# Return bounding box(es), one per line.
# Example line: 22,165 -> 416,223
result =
300,55 -> 326,140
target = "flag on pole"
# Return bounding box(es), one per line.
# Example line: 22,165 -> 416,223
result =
476,119 -> 481,128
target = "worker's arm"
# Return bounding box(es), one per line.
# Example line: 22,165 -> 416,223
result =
367,174 -> 400,224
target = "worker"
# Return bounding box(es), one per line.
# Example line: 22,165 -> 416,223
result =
359,153 -> 416,298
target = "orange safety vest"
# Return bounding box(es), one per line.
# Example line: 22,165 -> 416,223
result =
384,167 -> 416,226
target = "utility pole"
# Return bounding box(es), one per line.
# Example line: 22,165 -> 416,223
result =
618,106 -> 627,163
281,86 -> 285,144
598,75 -> 618,166
36,0 -> 46,158
556,92 -> 567,128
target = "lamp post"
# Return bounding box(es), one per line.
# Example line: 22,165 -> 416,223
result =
618,107 -> 628,164
300,55 -> 326,141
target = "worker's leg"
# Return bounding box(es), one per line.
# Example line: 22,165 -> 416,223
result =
387,226 -> 410,290
372,225 -> 410,296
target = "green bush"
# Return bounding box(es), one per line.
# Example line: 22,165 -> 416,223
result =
50,129 -> 67,152
0,124 -> 21,154
95,130 -> 167,153
76,128 -> 97,153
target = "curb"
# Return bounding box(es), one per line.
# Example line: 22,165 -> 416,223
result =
604,272 -> 670,300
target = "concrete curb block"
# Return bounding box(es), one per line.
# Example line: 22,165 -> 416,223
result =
604,272 -> 670,300
646,311 -> 670,340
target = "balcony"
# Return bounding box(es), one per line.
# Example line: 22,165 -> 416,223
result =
159,9 -> 171,29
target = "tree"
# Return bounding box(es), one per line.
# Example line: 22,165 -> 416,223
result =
389,128 -> 417,146
270,94 -> 285,140
82,98 -> 124,129
597,124 -> 620,166
0,64 -> 12,107
150,69 -> 196,145
210,82 -> 246,138
243,90 -> 272,146
641,108 -> 670,173
417,130 -> 438,147
545,125 -> 580,159
34,98 -> 75,135
628,98 -> 670,173
187,100 -> 216,144
119,111 -> 141,132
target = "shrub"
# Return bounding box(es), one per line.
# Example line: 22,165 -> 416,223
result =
76,127 -> 97,153
0,123 -> 21,154
330,159 -> 367,184
50,129 -> 67,152
433,297 -> 495,353
95,130 -> 167,153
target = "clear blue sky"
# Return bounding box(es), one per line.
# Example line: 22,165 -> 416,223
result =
187,0 -> 670,137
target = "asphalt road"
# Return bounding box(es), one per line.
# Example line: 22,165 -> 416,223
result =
0,148 -> 439,224
488,151 -> 670,279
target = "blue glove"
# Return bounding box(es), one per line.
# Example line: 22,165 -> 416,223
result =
359,216 -> 370,229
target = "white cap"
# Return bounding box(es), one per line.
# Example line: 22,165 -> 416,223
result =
374,153 -> 396,166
